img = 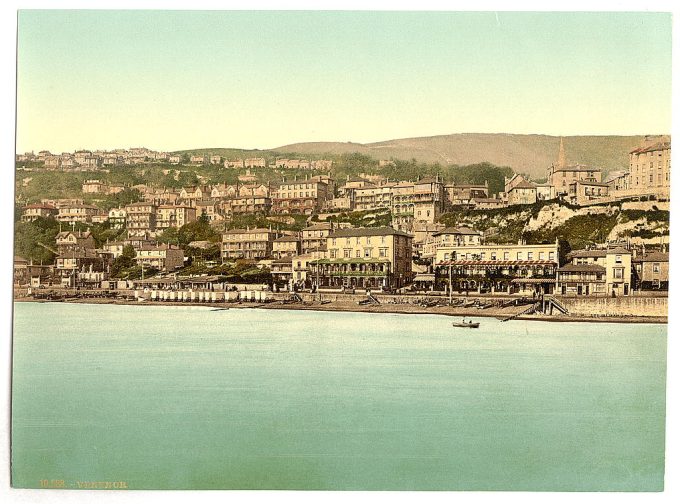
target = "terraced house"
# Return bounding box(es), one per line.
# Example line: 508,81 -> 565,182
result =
309,227 -> 413,290
221,227 -> 282,260
435,241 -> 560,295
557,247 -> 632,296
271,176 -> 332,215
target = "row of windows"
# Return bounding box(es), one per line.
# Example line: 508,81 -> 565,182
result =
331,236 -> 388,246
329,248 -> 389,259
277,192 -> 317,198
444,251 -> 555,261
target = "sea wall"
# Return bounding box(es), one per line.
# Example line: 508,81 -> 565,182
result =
560,295 -> 668,318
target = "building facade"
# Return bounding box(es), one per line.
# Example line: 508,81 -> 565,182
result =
310,227 -> 413,290
221,228 -> 281,260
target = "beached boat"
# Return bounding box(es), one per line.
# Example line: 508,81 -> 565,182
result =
452,320 -> 480,328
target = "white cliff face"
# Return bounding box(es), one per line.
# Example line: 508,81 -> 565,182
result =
607,217 -> 647,241
524,203 -> 613,232
607,217 -> 669,244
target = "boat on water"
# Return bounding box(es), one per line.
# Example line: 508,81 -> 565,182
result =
452,319 -> 479,328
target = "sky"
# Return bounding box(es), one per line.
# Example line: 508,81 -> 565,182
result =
16,10 -> 672,153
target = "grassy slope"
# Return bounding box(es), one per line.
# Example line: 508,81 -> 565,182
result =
274,133 -> 649,178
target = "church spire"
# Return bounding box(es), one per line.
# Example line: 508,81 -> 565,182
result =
557,137 -> 566,168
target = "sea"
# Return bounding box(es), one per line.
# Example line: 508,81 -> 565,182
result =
10,302 -> 667,491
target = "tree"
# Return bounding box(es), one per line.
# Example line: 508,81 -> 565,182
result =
110,245 -> 136,278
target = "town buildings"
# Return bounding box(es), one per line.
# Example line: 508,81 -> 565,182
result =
632,250 -> 669,290
444,183 -> 489,207
21,203 -> 58,222
271,176 -> 332,215
557,247 -> 632,296
310,227 -> 413,290
301,222 -> 333,254
627,138 -> 671,199
546,138 -> 602,195
135,244 -> 185,272
272,235 -> 301,259
155,205 -> 197,232
435,241 -> 560,295
221,228 -> 282,260
56,203 -> 100,224
125,202 -> 157,239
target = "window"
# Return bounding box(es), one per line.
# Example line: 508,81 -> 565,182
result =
615,255 -> 622,264
527,252 -> 534,260
364,249 -> 372,258
504,252 -> 510,260
539,252 -> 545,260
613,268 -> 623,280
344,249 -> 351,258
491,252 -> 497,260
549,252 -> 555,261
653,263 -> 660,273
517,252 -> 523,260
379,248 -> 387,258
356,250 -> 361,258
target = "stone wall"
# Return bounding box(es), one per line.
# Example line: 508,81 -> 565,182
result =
560,295 -> 668,318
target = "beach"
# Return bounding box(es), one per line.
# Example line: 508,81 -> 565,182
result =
13,290 -> 669,324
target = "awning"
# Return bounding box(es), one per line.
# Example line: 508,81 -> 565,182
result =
413,273 -> 436,282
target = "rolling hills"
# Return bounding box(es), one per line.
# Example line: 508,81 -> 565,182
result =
274,133 -> 651,179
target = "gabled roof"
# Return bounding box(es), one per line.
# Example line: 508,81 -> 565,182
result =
24,203 -> 57,210
568,249 -> 604,258
303,223 -> 333,231
630,142 -> 671,155
56,230 -> 93,240
510,180 -> 537,190
633,252 -> 669,263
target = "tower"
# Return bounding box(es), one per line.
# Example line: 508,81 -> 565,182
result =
557,137 -> 566,169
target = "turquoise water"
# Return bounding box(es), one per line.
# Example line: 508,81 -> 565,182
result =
11,302 -> 667,490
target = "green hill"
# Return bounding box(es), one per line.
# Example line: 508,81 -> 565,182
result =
273,133 -> 652,179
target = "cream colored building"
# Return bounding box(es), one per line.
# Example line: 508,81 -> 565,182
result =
245,157 -> 267,168
125,202 -> 158,238
301,222 -> 334,254
547,138 -> 602,195
628,139 -> 671,199
155,205 -> 197,231
272,236 -> 301,259
557,247 -> 632,296
435,241 -> 560,295
422,227 -> 482,258
56,204 -> 100,224
221,228 -> 281,260
312,227 -> 413,290
135,244 -> 185,272
568,180 -> 609,205
22,203 -> 58,222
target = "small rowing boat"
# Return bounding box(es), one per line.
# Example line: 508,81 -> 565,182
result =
452,320 -> 479,328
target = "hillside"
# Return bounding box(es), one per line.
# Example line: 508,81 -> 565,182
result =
274,133 -> 650,179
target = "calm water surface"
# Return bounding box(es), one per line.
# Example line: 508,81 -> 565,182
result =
11,302 -> 667,490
